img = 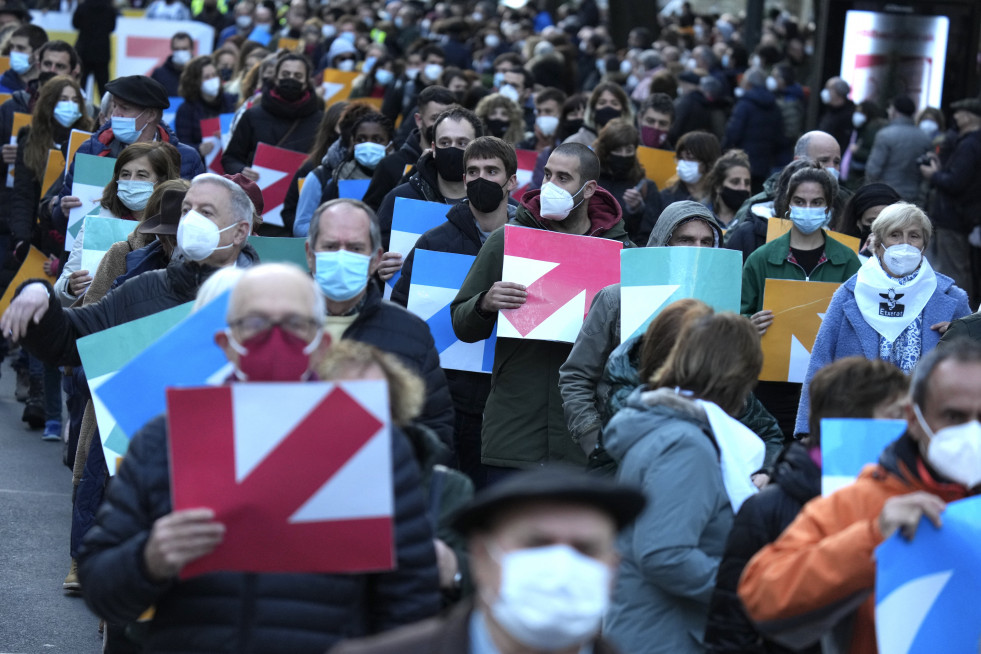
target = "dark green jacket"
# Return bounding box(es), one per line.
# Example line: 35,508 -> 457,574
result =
741,230 -> 861,316
450,187 -> 632,468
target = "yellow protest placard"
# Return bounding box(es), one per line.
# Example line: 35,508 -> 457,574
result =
0,246 -> 56,315
0,93 -> 11,106
766,217 -> 861,253
357,97 -> 384,111
11,111 -> 31,137
636,145 -> 677,190
759,279 -> 841,383
42,148 -> 66,196
321,68 -> 360,106
277,37 -> 300,52
65,129 -> 93,175
0,56 -> 8,74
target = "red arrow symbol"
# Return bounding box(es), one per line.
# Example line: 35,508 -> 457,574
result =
253,144 -> 307,213
503,225 -> 622,337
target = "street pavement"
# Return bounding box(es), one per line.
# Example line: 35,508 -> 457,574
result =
0,354 -> 103,653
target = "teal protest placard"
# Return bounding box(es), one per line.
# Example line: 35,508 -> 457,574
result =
820,418 -> 906,496
247,235 -> 309,271
80,216 -> 137,276
67,153 -> 116,252
76,302 -> 194,475
619,246 -> 742,342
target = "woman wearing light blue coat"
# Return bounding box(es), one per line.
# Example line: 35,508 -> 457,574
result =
795,202 -> 971,435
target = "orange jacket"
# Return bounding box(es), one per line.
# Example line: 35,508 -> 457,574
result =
737,435 -> 967,654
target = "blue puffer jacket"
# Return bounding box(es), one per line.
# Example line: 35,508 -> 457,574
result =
52,122 -> 205,236
78,414 -> 441,653
722,86 -> 785,178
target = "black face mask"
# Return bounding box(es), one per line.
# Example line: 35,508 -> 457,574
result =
594,106 -> 621,129
434,146 -> 465,182
276,78 -> 305,102
467,176 -> 506,213
719,186 -> 750,212
607,154 -> 634,179
218,67 -> 233,82
36,71 -> 57,87
562,118 -> 583,135
485,118 -> 509,139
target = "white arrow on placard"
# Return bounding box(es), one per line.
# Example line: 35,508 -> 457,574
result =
876,570 -> 952,654
620,284 -> 681,342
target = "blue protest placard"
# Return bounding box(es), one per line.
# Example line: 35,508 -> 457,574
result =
337,179 -> 370,201
876,496 -> 981,654
406,249 -> 494,373
821,418 -> 907,495
97,292 -> 233,439
162,97 -> 184,131
387,197 -> 448,294
619,246 -> 742,343
247,235 -> 308,270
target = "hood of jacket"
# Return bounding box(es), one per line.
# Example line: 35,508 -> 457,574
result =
517,185 -> 626,238
646,199 -> 724,246
742,86 -> 777,109
771,441 -> 821,505
604,386 -> 710,463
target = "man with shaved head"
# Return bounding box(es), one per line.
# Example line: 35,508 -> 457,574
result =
76,262 -> 441,653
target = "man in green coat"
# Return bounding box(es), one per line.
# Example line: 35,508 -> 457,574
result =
451,143 -> 632,483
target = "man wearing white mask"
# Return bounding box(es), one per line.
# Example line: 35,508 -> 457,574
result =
150,32 -> 194,97
328,466 -> 646,654
452,143 -> 631,483
0,174 -> 258,363
516,87 -> 566,153
304,198 -> 455,451
817,76 -> 855,154
740,339 -> 981,654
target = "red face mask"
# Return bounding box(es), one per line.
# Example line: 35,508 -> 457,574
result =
229,325 -> 320,381
641,126 -> 668,148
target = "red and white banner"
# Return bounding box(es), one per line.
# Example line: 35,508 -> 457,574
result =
499,224 -> 622,343
511,149 -> 538,200
167,381 -> 394,578
252,143 -> 307,228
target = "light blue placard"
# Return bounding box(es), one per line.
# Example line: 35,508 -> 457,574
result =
337,178 -> 370,201
406,249 -> 494,373
387,197 -> 449,293
162,97 -> 184,131
820,418 -> 907,495
619,246 -> 742,342
98,291 -> 233,438
876,496 -> 981,654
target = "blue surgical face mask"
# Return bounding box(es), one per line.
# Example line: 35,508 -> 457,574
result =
112,110 -> 148,144
374,68 -> 394,86
116,179 -> 155,212
314,249 -> 371,301
54,100 -> 82,128
9,51 -> 30,75
353,141 -> 386,169
788,206 -> 828,235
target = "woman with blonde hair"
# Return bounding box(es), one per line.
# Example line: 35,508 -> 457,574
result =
474,92 -> 525,145
795,201 -> 971,435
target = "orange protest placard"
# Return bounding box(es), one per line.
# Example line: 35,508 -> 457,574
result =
42,149 -> 66,196
0,56 -> 8,74
636,146 -> 677,190
766,217 -> 861,253
321,68 -> 360,106
0,246 -> 56,315
277,37 -> 300,52
65,129 -> 93,175
357,97 -> 384,111
0,93 -> 11,106
759,279 -> 840,383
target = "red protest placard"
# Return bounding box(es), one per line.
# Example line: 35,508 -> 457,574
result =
252,142 -> 307,228
200,117 -> 224,174
167,382 -> 395,578
511,149 -> 538,200
498,224 -> 622,343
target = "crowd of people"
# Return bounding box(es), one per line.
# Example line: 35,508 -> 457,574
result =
0,0 -> 980,652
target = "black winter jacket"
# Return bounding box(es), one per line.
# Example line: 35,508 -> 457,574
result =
928,129 -> 981,233
344,283 -> 456,452
19,247 -> 259,367
703,441 -> 821,654
596,174 -> 663,246
72,0 -> 117,64
221,90 -> 324,174
77,413 -> 441,653
362,128 -> 423,210
150,57 -> 183,97
817,100 -> 856,154
723,87 -> 785,178
0,90 -> 32,236
390,200 -> 504,417
174,92 -> 237,151
669,90 -> 714,145
375,151 -> 458,251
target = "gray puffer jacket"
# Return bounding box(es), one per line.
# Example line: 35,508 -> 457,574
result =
603,387 -> 733,654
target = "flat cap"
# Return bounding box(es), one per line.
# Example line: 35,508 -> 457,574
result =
105,75 -> 170,110
137,187 -> 185,235
224,172 -> 263,215
452,466 -> 646,535
951,98 -> 981,117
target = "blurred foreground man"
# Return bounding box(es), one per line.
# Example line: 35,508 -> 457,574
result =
329,466 -> 646,654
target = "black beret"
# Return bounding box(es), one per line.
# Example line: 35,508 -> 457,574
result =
105,75 -> 170,110
452,465 -> 646,535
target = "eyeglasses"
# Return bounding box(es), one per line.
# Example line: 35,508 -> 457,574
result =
228,314 -> 321,341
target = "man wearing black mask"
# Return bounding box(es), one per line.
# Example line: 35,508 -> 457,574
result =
390,137 -> 517,484
221,53 -> 324,192
375,107 -> 482,253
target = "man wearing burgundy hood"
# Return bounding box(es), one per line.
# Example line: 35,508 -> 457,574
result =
451,142 -> 632,484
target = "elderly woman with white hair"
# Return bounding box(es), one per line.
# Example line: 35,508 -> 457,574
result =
794,202 -> 971,435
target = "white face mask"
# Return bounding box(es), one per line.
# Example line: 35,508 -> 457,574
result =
766,75 -> 779,92
881,243 -> 923,277
539,181 -> 586,220
535,115 -> 559,137
176,209 -> 237,261
676,159 -> 702,184
499,84 -> 520,104
852,112 -> 867,128
423,62 -> 443,82
919,119 -> 939,134
914,404 -> 981,489
820,88 -> 833,104
172,49 -> 192,66
487,544 -> 611,651
201,77 -> 221,98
